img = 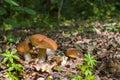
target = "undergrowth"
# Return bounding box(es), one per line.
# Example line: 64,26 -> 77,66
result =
72,52 -> 97,80
1,49 -> 24,80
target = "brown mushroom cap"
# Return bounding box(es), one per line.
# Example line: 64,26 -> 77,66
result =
66,48 -> 80,58
29,34 -> 57,50
17,40 -> 31,53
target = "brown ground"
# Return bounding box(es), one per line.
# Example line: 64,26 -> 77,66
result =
0,21 -> 120,80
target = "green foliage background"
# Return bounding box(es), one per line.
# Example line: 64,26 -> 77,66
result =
0,0 -> 120,30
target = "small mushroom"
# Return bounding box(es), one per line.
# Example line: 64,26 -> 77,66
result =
66,48 -> 80,58
29,34 -> 58,62
17,40 -> 32,61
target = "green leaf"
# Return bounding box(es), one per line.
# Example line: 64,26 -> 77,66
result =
2,57 -> 9,63
4,19 -> 18,27
1,53 -> 9,57
12,7 -> 24,11
24,7 -> 36,15
8,67 -> 14,71
85,75 -> 95,80
7,35 -> 17,43
11,63 -> 24,72
0,7 -> 6,15
9,57 -> 14,63
84,68 -> 92,76
72,75 -> 83,80
12,56 -> 19,60
53,66 -> 63,71
3,23 -> 13,31
51,0 -> 60,4
13,7 -> 36,15
6,50 -> 11,54
11,50 -> 17,55
5,71 -> 19,80
84,53 -> 96,67
5,0 -> 19,6
78,65 -> 88,72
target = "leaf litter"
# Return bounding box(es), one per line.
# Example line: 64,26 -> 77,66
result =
0,21 -> 120,80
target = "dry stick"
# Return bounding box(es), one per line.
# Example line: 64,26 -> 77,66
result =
0,35 -> 7,44
58,0 -> 64,25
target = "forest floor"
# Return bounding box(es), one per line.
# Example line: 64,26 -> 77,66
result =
0,20 -> 120,80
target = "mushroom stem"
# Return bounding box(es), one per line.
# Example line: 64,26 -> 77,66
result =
24,53 -> 32,61
38,48 -> 47,63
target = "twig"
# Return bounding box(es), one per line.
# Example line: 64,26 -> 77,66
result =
0,35 -> 7,44
58,0 -> 64,24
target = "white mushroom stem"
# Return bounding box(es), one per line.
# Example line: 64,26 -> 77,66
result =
24,53 -> 32,61
38,48 -> 47,63
46,48 -> 56,56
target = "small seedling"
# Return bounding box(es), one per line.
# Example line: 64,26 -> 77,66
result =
6,34 -> 17,45
1,49 -> 24,80
84,52 -> 96,67
105,26 -> 119,32
53,66 -> 63,72
78,26 -> 95,33
46,78 -> 53,80
67,72 -> 74,78
72,76 -> 82,80
2,50 -> 19,63
72,52 -> 97,80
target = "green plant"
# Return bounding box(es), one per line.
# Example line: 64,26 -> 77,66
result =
84,53 -> 96,67
105,26 -> 119,32
0,0 -> 120,30
78,26 -> 95,33
5,71 -> 19,80
2,50 -> 19,63
1,49 -> 24,80
77,26 -> 85,33
0,0 -> 36,30
72,76 -> 82,80
6,34 -> 17,45
46,78 -> 53,80
72,52 -> 97,80
53,66 -> 63,72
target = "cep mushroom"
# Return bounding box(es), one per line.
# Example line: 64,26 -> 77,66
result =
29,34 -> 57,62
66,48 -> 80,59
17,40 -> 32,61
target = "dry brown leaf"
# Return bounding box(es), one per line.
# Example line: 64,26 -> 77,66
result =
52,56 -> 62,65
61,56 -> 68,66
33,62 -> 57,73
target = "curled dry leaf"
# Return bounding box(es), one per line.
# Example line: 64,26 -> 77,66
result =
37,77 -> 45,80
61,56 -> 68,66
52,56 -> 62,65
33,62 -> 57,73
62,31 -> 71,37
95,75 -> 101,80
0,35 -> 7,44
94,27 -> 102,35
24,71 -> 37,80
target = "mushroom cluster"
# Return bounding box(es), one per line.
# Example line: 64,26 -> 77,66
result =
17,34 -> 58,63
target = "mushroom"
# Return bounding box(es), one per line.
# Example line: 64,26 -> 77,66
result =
29,34 -> 57,62
17,40 -> 32,61
66,48 -> 80,58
